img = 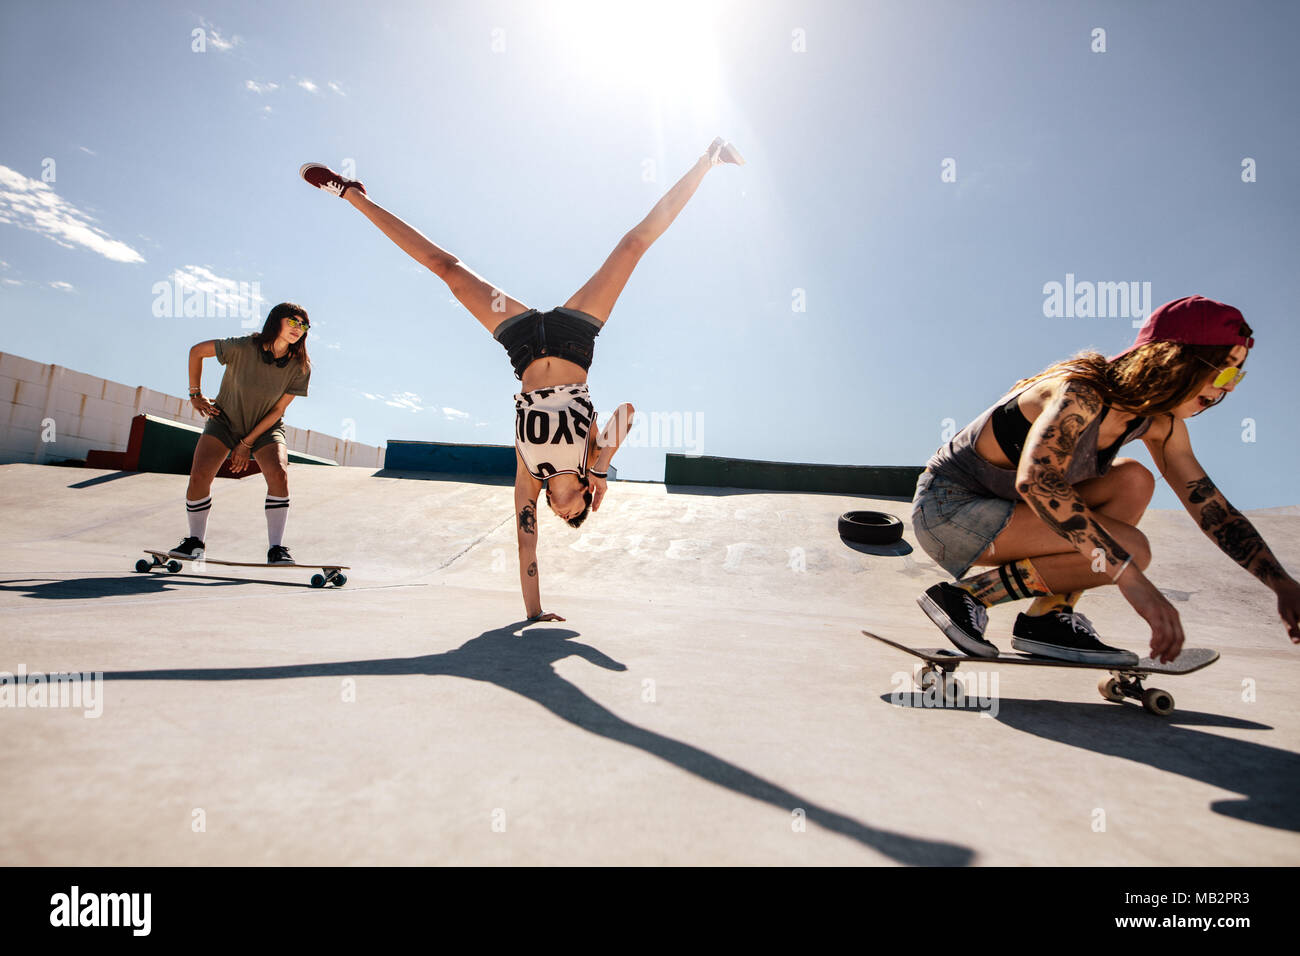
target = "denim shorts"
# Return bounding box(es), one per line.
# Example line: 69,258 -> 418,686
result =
202,412 -> 285,453
493,307 -> 602,380
910,468 -> 1016,579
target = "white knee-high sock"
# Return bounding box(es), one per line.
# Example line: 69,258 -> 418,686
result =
265,495 -> 290,547
186,495 -> 212,541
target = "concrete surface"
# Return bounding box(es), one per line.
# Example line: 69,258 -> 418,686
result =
1,462 -> 1297,865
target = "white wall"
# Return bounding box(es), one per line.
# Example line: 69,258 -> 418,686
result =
0,351 -> 385,468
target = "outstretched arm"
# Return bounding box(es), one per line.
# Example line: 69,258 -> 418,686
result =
1148,415 -> 1300,643
515,455 -> 561,621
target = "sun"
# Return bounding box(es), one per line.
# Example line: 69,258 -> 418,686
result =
550,0 -> 728,117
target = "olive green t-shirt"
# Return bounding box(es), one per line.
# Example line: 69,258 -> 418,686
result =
211,336 -> 310,438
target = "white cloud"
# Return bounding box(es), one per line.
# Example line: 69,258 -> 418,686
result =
298,78 -> 319,94
326,342 -> 341,350
327,81 -> 346,96
49,280 -> 76,292
166,264 -> 265,315
245,80 -> 279,94
362,391 -> 424,412
1,278 -> 23,287
200,19 -> 239,52
441,407 -> 470,420
0,165 -> 145,264
78,146 -> 96,156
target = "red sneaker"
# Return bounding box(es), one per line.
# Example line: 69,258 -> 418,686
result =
707,137 -> 745,167
298,162 -> 366,198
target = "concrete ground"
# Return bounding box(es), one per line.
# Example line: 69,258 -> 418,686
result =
1,461 -> 1297,866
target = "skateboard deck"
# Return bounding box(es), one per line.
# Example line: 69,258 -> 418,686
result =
864,629 -> 1219,715
136,550 -> 350,588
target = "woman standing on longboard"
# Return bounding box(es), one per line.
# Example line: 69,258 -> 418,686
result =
912,296 -> 1300,665
171,302 -> 312,565
300,138 -> 744,620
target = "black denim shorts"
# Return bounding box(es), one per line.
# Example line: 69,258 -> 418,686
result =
493,307 -> 602,380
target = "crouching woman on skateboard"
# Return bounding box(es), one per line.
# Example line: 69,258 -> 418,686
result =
912,295 -> 1300,665
171,302 -> 312,565
300,137 -> 742,619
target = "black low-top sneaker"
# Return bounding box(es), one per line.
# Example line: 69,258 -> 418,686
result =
1011,608 -> 1139,666
918,582 -> 998,658
299,162 -> 366,198
168,537 -> 204,558
267,545 -> 295,566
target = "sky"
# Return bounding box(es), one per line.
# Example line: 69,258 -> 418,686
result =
1,0 -> 1297,509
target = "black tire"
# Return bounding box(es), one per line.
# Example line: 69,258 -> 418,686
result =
837,511 -> 904,545
134,559 -> 152,573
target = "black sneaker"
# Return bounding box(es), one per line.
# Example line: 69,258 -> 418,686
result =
169,537 -> 204,558
918,582 -> 997,658
267,545 -> 295,566
1011,608 -> 1139,665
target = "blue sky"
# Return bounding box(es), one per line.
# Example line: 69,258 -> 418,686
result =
1,0 -> 1296,508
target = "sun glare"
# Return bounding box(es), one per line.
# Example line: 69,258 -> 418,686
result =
554,0 -> 727,117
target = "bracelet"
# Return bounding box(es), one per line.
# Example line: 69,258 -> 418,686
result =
588,469 -> 608,479
1110,556 -> 1132,583
189,388 -> 201,396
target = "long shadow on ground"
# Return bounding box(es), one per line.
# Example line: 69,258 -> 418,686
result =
883,694 -> 1299,832
76,622 -> 973,865
0,574 -> 301,599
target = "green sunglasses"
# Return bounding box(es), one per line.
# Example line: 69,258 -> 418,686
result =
286,316 -> 310,330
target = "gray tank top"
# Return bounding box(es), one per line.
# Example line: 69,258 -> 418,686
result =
926,380 -> 1153,500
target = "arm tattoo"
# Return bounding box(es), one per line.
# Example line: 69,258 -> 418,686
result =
1019,463 -> 1131,572
1186,475 -> 1283,583
1016,381 -> 1130,573
527,561 -> 537,578
1187,475 -> 1217,504
518,500 -> 537,535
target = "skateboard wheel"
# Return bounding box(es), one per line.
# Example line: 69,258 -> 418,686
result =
311,574 -> 326,588
166,560 -> 182,573
1099,677 -> 1125,702
134,559 -> 152,573
332,573 -> 347,587
1142,687 -> 1174,716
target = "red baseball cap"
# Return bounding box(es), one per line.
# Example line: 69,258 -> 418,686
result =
1112,295 -> 1253,360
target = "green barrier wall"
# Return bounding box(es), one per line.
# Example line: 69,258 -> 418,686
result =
664,454 -> 924,497
134,415 -> 336,475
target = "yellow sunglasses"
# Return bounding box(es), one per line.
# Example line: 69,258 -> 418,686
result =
1195,355 -> 1246,389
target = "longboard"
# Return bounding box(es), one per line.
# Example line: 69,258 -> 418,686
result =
136,550 -> 350,588
864,629 -> 1219,716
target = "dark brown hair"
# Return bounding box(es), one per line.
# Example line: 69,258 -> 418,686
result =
253,302 -> 311,368
546,482 -> 593,529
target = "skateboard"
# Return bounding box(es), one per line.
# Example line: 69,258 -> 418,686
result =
135,550 -> 350,588
864,630 -> 1219,716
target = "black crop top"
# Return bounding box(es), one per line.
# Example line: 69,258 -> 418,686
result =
991,395 -> 1146,471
